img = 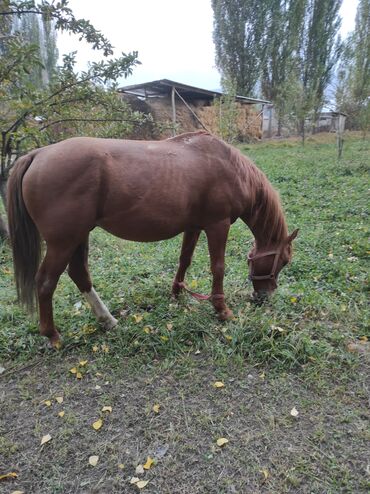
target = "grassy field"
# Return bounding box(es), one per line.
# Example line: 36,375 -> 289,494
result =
0,133 -> 369,493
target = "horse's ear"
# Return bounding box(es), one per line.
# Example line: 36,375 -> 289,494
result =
287,228 -> 299,243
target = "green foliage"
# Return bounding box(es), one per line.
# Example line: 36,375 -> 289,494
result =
336,0 -> 370,134
0,0 -> 143,194
212,78 -> 239,143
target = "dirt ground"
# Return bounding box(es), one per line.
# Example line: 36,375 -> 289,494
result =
1,353 -> 369,494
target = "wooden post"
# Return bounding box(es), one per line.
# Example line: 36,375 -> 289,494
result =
337,113 -> 346,159
171,86 -> 176,136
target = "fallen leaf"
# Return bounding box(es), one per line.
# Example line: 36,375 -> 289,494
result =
58,411 -> 65,418
79,360 -> 88,366
152,404 -> 160,413
190,279 -> 198,289
160,335 -> 168,342
130,477 -> 140,484
44,400 -> 52,407
102,406 -> 112,413
92,419 -> 103,431
76,372 -> 83,379
224,334 -> 232,341
216,437 -> 229,447
92,345 -> 99,352
133,314 -> 143,323
0,366 -> 6,374
55,396 -> 64,404
118,463 -> 125,469
137,480 -> 149,489
213,381 -> 225,388
40,434 -> 52,445
101,344 -> 109,353
135,464 -> 144,474
143,326 -> 151,334
89,455 -> 99,466
0,472 -> 18,481
143,456 -> 154,470
95,385 -> 102,390
69,367 -> 77,374
10,491 -> 24,494
260,468 -> 270,480
166,323 -> 173,331
290,296 -> 297,303
290,406 -> 299,417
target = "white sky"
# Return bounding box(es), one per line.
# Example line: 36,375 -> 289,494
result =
58,0 -> 358,91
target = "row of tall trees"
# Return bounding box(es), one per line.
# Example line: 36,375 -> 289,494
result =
212,0 -> 369,136
0,0 -> 147,238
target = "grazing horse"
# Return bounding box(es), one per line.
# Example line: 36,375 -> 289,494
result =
7,131 -> 298,347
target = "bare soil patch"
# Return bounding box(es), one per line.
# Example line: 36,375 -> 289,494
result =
1,355 -> 369,493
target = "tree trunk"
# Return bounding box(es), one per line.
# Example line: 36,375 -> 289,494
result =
0,213 -> 8,241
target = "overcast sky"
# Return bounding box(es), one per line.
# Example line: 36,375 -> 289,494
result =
58,0 -> 358,91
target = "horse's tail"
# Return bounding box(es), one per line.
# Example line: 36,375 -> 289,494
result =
7,152 -> 41,312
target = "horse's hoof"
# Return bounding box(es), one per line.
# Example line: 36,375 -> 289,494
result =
102,316 -> 118,331
49,334 -> 62,350
217,308 -> 234,321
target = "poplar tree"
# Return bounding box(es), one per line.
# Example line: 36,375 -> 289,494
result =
336,0 -> 370,133
211,0 -> 268,95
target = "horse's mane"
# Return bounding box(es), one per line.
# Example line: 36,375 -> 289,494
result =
229,145 -> 288,246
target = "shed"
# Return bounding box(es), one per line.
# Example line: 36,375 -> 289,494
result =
118,79 -> 269,141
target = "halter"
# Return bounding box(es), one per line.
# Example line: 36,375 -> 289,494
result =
247,249 -> 281,281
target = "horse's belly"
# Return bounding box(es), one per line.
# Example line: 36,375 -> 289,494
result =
97,215 -> 185,242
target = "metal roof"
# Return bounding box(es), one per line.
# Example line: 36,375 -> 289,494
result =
118,79 -> 269,105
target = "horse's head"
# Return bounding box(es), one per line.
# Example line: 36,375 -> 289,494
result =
248,229 -> 299,303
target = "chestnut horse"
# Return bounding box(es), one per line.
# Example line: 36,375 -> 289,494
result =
7,131 -> 298,347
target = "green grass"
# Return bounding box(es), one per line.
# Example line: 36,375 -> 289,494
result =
0,133 -> 369,371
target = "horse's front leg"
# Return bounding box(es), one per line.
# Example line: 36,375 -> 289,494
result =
205,219 -> 233,320
172,229 -> 201,297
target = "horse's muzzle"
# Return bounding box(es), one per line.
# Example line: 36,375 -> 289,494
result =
251,290 -> 270,305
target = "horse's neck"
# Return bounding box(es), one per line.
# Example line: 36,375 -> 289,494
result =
246,182 -> 288,249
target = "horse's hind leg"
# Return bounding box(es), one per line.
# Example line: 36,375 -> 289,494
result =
172,229 -> 201,297
205,219 -> 233,320
68,239 -> 118,330
36,243 -> 76,347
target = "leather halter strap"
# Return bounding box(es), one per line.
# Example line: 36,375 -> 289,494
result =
248,250 -> 281,281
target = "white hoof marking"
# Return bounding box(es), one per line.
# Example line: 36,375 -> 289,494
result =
83,288 -> 117,329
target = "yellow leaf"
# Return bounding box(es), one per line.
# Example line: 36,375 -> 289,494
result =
290,296 -> 297,303
260,468 -> 270,480
70,367 -> 77,374
58,411 -> 65,418
40,434 -> 52,445
76,372 -> 83,379
359,336 -> 368,342
118,463 -> 125,469
133,314 -> 143,323
216,437 -> 229,447
0,472 -> 18,481
290,406 -> 299,417
92,345 -> 99,352
44,400 -> 52,407
101,344 -> 109,353
213,381 -> 225,388
92,419 -> 103,431
190,279 -> 198,289
143,326 -> 151,334
143,456 -> 154,470
102,406 -> 112,413
137,480 -> 149,489
160,335 -> 168,342
225,334 -> 232,341
152,404 -> 160,413
79,360 -> 88,366
53,341 -> 62,351
259,372 -> 265,380
55,396 -> 63,404
89,455 -> 99,466
166,323 -> 173,331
